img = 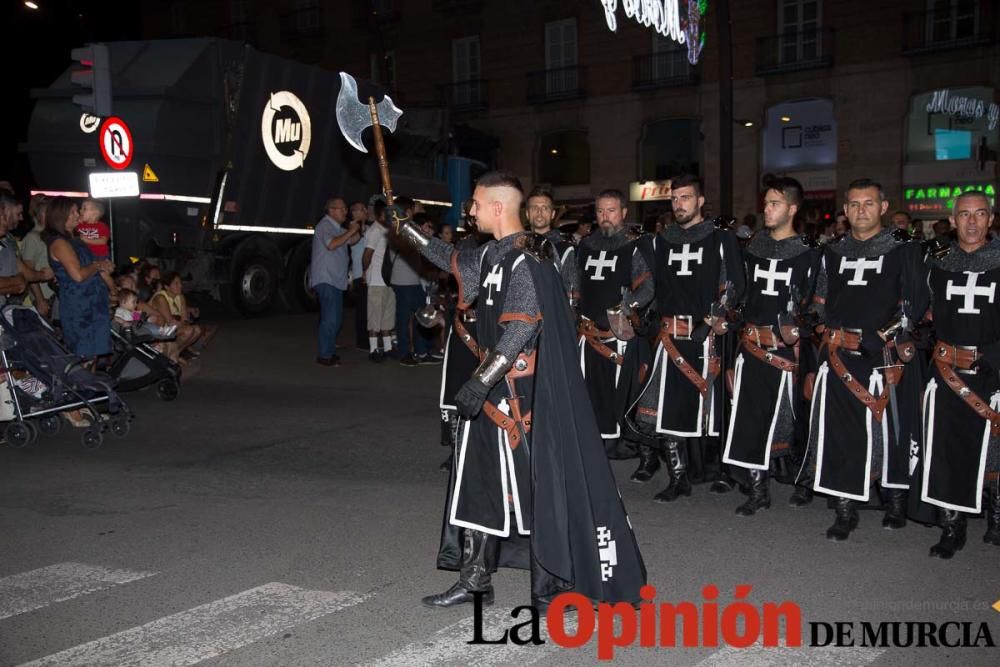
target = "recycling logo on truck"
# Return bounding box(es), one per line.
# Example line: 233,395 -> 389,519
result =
261,91 -> 312,171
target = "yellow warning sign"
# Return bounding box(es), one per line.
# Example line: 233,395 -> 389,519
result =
142,163 -> 159,183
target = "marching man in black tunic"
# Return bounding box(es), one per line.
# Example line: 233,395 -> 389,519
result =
805,178 -> 929,541
920,191 -> 1000,558
723,176 -> 819,515
576,189 -> 656,474
526,187 -> 579,305
391,171 -> 645,609
633,174 -> 746,502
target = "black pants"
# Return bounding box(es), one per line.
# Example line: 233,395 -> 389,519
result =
351,278 -> 367,348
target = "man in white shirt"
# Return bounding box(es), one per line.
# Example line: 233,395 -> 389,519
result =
362,200 -> 395,362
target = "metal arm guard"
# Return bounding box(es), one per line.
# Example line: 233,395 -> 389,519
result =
398,220 -> 431,249
473,351 -> 512,388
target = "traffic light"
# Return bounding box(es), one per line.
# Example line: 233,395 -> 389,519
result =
70,43 -> 112,117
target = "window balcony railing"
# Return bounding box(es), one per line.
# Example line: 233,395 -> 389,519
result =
755,27 -> 834,75
440,79 -> 487,112
527,66 -> 586,104
632,50 -> 698,90
902,5 -> 991,54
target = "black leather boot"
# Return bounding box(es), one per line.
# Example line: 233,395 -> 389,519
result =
735,470 -> 771,516
788,485 -> 814,507
421,530 -> 496,608
929,509 -> 967,559
709,471 -> 737,494
630,444 -> 661,483
826,497 -> 859,541
881,488 -> 908,530
984,486 -> 1000,546
653,441 -> 692,503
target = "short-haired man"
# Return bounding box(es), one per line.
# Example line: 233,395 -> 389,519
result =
387,196 -> 436,366
804,178 -> 929,541
722,176 -> 820,515
0,193 -> 53,307
632,174 -> 746,502
310,197 -> 360,366
918,191 -> 1000,558
576,188 -> 656,478
348,201 -> 370,350
891,210 -> 913,235
362,200 -> 394,362
392,171 -> 645,610
78,198 -> 111,259
525,187 -> 579,304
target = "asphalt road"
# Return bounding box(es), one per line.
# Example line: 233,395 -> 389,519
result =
1,312 -> 998,666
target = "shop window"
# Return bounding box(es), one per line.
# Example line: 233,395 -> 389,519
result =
639,119 -> 700,181
538,130 -> 589,187
906,86 -> 998,162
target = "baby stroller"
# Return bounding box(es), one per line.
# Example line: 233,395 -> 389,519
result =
106,322 -> 182,400
0,305 -> 132,449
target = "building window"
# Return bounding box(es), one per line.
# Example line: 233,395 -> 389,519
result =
538,130 -> 589,187
650,33 -> 690,81
639,119 -> 701,181
229,0 -> 246,23
452,36 -> 481,107
906,86 -> 998,162
371,51 -> 397,89
544,19 -> 577,95
926,0 -> 979,44
778,0 -> 820,64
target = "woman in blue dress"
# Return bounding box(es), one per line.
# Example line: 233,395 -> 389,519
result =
43,197 -> 115,360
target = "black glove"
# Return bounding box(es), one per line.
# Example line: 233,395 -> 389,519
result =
455,377 -> 490,418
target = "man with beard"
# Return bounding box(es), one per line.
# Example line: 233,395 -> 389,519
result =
576,189 -> 655,470
390,171 -> 645,610
919,191 -> 1000,558
526,187 -> 579,305
805,179 -> 929,541
633,174 -> 746,501
722,176 -> 819,515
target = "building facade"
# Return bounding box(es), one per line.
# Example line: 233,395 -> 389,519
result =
140,0 -> 999,226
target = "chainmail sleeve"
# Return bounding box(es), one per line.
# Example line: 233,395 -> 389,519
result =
419,236 -> 487,307
811,254 -> 828,321
628,248 -> 654,308
495,255 -> 541,359
560,246 -> 581,302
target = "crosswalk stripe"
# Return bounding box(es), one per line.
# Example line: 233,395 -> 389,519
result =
365,608 -> 576,667
0,562 -> 156,621
20,583 -> 368,667
693,642 -> 885,667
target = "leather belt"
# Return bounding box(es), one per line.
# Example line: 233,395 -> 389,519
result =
740,326 -> 797,373
658,314 -> 718,398
481,376 -> 533,449
934,341 -> 1000,436
578,318 -> 624,366
821,341 -> 901,423
453,312 -> 479,357
823,327 -> 863,351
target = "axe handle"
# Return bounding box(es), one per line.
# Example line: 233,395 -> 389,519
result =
368,97 -> 394,205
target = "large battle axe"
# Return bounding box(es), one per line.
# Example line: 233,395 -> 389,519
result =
335,72 -> 403,204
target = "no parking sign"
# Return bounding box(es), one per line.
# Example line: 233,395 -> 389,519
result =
99,116 -> 133,170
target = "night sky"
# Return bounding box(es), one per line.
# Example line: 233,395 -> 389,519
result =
3,0 -> 141,192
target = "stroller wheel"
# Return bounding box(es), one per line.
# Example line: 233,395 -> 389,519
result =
157,379 -> 180,402
38,415 -> 62,436
81,428 -> 103,450
110,414 -> 131,438
5,422 -> 34,449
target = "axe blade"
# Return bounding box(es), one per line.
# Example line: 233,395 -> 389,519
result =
336,72 -> 403,154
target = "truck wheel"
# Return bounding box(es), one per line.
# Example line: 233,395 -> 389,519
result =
284,242 -> 318,312
231,254 -> 278,316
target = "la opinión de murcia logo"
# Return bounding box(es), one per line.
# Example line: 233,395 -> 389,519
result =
467,584 -> 997,660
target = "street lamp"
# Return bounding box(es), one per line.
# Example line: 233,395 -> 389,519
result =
24,1 -> 40,9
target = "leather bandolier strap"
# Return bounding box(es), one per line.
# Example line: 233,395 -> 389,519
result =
821,327 -> 901,423
578,318 -> 624,367
453,310 -> 479,357
934,342 -> 1000,436
740,324 -> 798,373
658,315 -> 720,398
480,349 -> 537,449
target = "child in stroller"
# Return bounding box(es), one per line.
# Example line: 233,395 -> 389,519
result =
107,291 -> 182,401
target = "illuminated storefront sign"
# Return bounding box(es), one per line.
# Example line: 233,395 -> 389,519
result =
599,0 -> 706,64
904,182 -> 996,216
926,89 -> 999,132
629,180 -> 672,202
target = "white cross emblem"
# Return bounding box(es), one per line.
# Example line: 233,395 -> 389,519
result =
483,264 -> 503,306
946,271 -> 996,314
596,526 -> 617,581
838,255 -> 884,286
753,259 -> 793,296
667,243 -> 703,276
584,250 -> 618,281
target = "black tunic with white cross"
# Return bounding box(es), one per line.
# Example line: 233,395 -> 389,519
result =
806,228 -> 929,500
922,239 -> 1000,512
577,230 -> 646,330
